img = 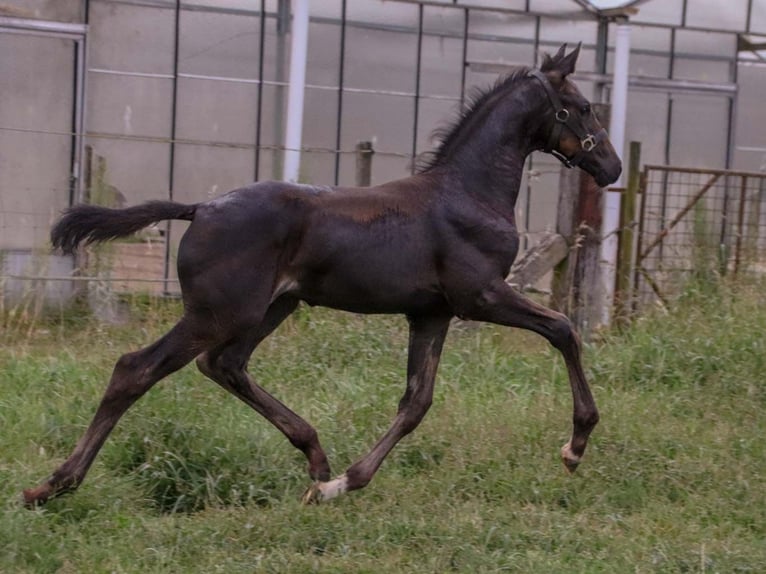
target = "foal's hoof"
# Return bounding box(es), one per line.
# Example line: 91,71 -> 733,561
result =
301,483 -> 323,505
22,485 -> 50,508
560,442 -> 582,474
300,474 -> 349,505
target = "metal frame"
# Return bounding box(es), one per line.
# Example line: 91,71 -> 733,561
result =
2,0 -> 762,296
0,17 -> 88,208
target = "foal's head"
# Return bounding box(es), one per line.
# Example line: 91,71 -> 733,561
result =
531,44 -> 622,187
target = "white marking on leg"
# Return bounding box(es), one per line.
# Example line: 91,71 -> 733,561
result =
561,441 -> 581,464
317,474 -> 348,501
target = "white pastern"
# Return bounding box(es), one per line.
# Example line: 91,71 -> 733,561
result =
317,474 -> 348,501
561,442 -> 581,464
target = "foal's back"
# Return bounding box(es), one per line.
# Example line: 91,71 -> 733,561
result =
178,177 -> 450,316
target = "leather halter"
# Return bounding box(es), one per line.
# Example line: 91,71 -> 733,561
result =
527,69 -> 608,169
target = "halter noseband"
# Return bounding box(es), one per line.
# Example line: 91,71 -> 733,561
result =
527,69 -> 608,169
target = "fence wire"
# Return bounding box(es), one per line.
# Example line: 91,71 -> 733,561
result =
635,166 -> 766,308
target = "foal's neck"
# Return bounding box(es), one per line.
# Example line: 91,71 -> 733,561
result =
450,133 -> 532,221
446,87 -> 541,220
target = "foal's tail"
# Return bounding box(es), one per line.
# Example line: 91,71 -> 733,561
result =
51,201 -> 198,254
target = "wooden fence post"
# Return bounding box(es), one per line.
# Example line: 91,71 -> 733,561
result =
550,103 -> 610,338
355,141 -> 374,187
614,141 -> 641,326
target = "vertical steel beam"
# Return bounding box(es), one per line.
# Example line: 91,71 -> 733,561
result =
163,0 -> 181,293
254,0 -> 266,181
600,19 -> 631,325
273,0 -> 289,179
333,0 -> 347,185
459,7 -> 468,109
283,0 -> 310,182
411,3 -> 424,174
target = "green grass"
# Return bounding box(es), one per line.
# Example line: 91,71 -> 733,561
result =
1,282 -> 764,573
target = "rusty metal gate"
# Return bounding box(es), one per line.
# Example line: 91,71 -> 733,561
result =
634,165 -> 766,309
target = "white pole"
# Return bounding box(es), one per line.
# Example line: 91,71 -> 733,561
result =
600,19 -> 631,326
282,0 -> 310,183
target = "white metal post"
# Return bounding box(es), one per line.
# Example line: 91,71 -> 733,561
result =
282,0 -> 310,183
600,19 -> 631,325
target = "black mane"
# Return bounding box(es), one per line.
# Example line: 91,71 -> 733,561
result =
416,65 -> 532,173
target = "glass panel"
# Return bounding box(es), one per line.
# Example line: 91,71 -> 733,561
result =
685,0 -> 748,32
303,87 -> 339,150
343,27 -> 418,92
182,0 -> 267,11
255,84 -> 287,178
538,19 -> 598,52
424,4 -> 466,37
632,0 -> 684,27
87,74 -> 174,139
625,52 -> 671,77
420,35 -> 465,97
752,0 -> 766,34
668,95 -> 729,167
465,14 -> 536,87
310,0 -> 342,20
88,2 -> 175,74
628,25 -> 672,53
175,76 -> 258,146
341,92 -> 415,182
81,139 -> 171,205
529,0 -> 590,16
624,91 -> 669,165
0,0 -> 83,23
461,0 -> 528,9
300,150 -> 337,185
672,58 -> 732,83
0,34 -> 73,249
468,11 -> 536,47
178,10 -> 261,78
732,62 -> 766,171
674,29 -> 737,59
173,145 -> 255,202
307,20 -> 341,86
346,0 -> 420,28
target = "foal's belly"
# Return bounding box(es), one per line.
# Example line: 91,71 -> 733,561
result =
289,248 -> 446,315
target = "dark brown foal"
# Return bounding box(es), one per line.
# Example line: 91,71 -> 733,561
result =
24,44 -> 620,507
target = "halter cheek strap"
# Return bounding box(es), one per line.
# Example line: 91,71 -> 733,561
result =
527,69 -> 608,169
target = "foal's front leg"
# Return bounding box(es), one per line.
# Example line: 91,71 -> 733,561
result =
302,315 -> 451,503
461,279 -> 599,472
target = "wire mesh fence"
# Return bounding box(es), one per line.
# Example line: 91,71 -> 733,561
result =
634,165 -> 766,309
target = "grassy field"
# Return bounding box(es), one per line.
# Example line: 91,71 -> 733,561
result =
1,281 -> 764,573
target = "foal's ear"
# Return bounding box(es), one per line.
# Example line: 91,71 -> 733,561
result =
540,44 -> 567,73
558,43 -> 581,78
541,43 -> 581,85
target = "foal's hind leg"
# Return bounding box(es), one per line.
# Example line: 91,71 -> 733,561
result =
461,279 -> 599,473
23,318 -> 210,506
303,315 -> 450,503
196,296 -> 331,481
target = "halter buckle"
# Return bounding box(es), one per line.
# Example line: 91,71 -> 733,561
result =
555,109 -> 570,123
581,134 -> 597,152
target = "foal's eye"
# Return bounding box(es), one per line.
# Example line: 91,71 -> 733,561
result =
581,104 -> 592,115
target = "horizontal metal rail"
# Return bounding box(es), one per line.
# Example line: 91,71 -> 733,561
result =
2,274 -> 179,285
642,164 -> 766,179
0,16 -> 87,38
470,62 -> 738,95
0,126 -> 414,159
87,68 -> 462,102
